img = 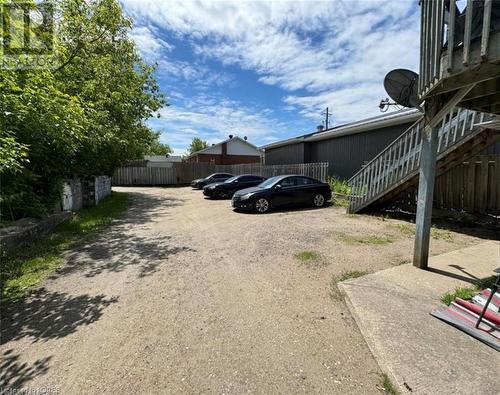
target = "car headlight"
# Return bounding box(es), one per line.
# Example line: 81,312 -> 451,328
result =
209,185 -> 216,190
240,193 -> 252,200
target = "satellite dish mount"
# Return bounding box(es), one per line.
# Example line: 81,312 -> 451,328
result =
381,69 -> 424,113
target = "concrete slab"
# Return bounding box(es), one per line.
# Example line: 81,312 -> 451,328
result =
340,240 -> 500,395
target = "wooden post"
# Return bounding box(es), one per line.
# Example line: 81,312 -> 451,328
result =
413,85 -> 475,269
413,122 -> 439,269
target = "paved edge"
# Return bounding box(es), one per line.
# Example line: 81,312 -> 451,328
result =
338,240 -> 500,395
339,281 -> 403,393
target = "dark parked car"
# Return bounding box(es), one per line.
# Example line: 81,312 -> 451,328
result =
232,175 -> 331,213
190,173 -> 233,189
203,175 -> 267,199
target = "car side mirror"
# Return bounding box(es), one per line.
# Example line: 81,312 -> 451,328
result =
274,184 -> 282,190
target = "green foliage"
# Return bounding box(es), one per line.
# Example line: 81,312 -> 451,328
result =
1,192 -> 129,302
188,137 -> 209,154
337,233 -> 396,245
145,132 -> 173,156
430,227 -> 452,241
294,250 -> 320,261
0,132 -> 29,173
380,374 -> 399,395
0,0 -> 166,219
327,176 -> 351,195
441,287 -> 477,306
441,276 -> 496,306
393,223 -> 452,241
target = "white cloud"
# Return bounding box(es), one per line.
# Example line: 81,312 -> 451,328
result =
148,92 -> 293,153
156,59 -> 233,88
122,0 -> 421,130
130,25 -> 173,60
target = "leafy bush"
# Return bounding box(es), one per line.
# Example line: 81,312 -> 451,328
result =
328,176 -> 351,195
0,0 -> 165,220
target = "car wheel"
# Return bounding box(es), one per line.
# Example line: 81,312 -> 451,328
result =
219,190 -> 228,198
254,198 -> 270,213
313,193 -> 325,207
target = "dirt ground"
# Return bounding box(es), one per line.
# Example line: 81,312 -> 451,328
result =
0,187 -> 494,394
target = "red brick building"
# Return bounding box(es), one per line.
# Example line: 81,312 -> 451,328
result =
186,136 -> 262,165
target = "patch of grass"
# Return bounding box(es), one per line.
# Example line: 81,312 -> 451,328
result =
327,176 -> 351,195
441,287 -> 477,306
294,250 -> 320,261
331,195 -> 349,207
330,270 -> 371,300
337,270 -> 369,282
391,223 -> 453,241
394,223 -> 415,236
1,192 -> 129,302
338,233 -> 396,245
441,276 -> 497,306
379,373 -> 399,395
430,227 -> 452,241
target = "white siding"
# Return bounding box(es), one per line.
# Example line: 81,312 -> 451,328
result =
202,144 -> 222,154
227,139 -> 260,156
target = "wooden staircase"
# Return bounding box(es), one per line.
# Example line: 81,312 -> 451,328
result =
347,109 -> 500,213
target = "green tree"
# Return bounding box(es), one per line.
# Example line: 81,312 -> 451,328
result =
0,0 -> 166,219
188,137 -> 209,154
144,132 -> 173,156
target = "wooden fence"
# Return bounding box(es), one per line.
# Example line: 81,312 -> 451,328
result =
395,155 -> 500,215
113,162 -> 329,186
434,155 -> 500,214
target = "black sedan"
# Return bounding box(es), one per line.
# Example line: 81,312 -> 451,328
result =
232,175 -> 331,213
203,175 -> 267,199
190,173 -> 233,189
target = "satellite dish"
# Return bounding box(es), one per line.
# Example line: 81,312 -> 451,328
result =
383,69 -> 422,109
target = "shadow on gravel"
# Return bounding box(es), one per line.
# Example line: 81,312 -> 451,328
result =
56,234 -> 194,278
0,288 -> 118,344
0,349 -> 52,390
118,192 -> 186,226
51,191 -> 194,279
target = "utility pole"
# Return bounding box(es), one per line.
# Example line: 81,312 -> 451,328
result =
321,107 -> 332,130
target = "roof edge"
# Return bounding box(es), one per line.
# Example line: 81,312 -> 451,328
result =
261,109 -> 422,150
187,136 -> 261,158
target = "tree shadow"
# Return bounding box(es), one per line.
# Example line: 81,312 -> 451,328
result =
115,191 -> 186,226
0,288 -> 118,344
366,209 -> 500,241
0,349 -> 52,390
50,190 -> 194,279
55,234 -> 194,279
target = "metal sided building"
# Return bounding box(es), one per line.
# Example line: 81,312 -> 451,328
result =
262,110 -> 422,180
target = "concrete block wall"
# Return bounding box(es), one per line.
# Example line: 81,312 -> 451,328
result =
95,176 -> 112,204
62,176 -> 111,211
61,178 -> 83,211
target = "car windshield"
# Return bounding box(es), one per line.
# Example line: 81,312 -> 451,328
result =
258,176 -> 280,189
224,176 -> 239,183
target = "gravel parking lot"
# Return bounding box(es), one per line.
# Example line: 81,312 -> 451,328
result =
1,186 -> 489,394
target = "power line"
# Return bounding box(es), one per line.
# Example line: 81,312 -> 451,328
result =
321,107 -> 332,129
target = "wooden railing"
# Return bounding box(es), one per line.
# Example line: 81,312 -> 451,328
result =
419,0 -> 496,99
347,109 -> 488,213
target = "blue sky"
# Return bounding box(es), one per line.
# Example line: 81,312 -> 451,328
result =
120,0 -> 421,155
